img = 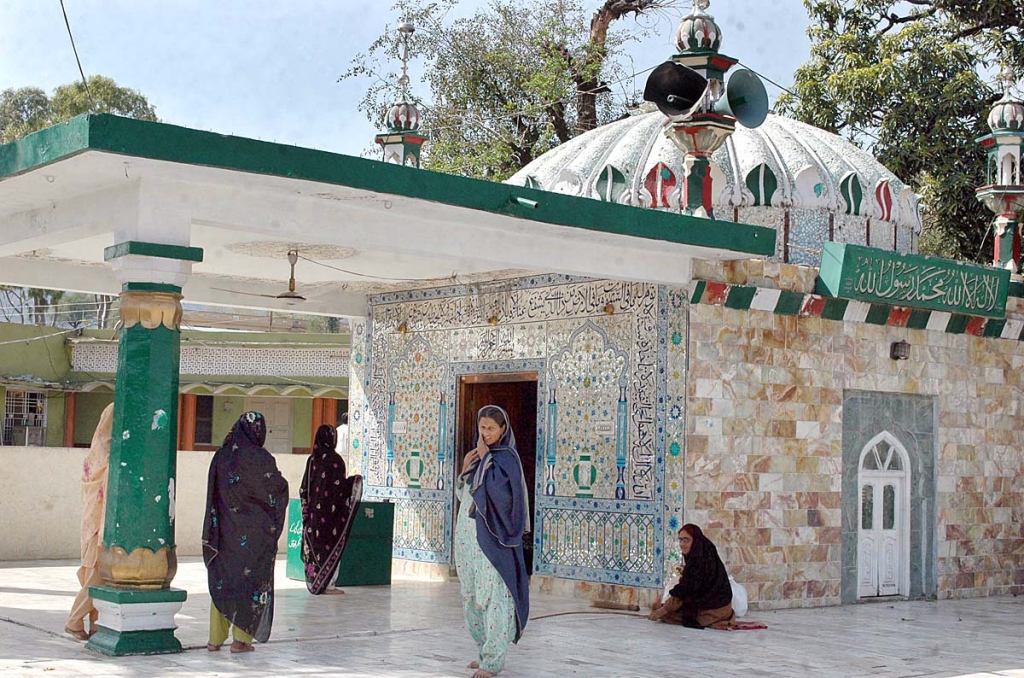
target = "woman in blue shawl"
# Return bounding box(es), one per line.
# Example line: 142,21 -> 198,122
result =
202,411 -> 289,653
455,405 -> 530,678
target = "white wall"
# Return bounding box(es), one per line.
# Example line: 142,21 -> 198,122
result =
0,447 -> 308,561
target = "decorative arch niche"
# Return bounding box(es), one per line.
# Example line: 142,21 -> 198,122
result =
744,163 -> 779,207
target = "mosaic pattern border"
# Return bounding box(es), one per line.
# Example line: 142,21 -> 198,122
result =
368,273 -> 594,306
535,507 -> 658,583
362,487 -> 448,502
71,344 -> 349,377
392,497 -> 448,561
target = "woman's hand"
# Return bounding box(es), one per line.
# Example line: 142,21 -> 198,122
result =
648,606 -> 667,621
461,448 -> 478,474
462,439 -> 489,474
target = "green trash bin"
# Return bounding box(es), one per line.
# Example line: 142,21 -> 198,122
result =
285,497 -> 394,586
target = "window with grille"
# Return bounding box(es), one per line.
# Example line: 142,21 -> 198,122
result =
3,390 -> 48,446
195,395 -> 214,445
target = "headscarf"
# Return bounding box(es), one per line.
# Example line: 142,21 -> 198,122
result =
300,424 -> 363,594
202,412 -> 289,643
80,403 -> 114,569
460,405 -> 531,641
669,524 -> 732,611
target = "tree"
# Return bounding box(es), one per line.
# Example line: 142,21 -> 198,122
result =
341,0 -> 676,180
777,1 -> 1024,262
1,75 -> 157,144
0,75 -> 157,324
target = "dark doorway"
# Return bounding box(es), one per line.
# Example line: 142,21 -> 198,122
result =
453,373 -> 538,575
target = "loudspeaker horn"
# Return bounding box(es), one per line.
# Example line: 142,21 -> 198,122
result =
712,68 -> 769,129
643,61 -> 709,118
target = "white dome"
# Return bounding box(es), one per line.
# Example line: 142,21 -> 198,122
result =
507,111 -> 922,266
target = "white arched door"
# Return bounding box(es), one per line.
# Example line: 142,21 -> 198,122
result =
858,432 -> 910,598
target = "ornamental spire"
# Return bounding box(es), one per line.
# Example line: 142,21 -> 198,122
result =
375,20 -> 428,168
397,20 -> 414,102
976,63 -> 1024,271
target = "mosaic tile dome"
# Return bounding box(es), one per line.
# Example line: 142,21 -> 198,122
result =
506,109 -> 923,266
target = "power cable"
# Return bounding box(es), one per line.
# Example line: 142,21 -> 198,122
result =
0,324 -> 96,348
59,0 -> 94,111
296,253 -> 462,284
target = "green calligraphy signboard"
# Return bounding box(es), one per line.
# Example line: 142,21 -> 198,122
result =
817,243 -> 1010,318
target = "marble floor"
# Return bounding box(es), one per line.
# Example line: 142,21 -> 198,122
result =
0,557 -> 1021,678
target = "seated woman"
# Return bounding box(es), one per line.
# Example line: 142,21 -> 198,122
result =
649,524 -> 734,629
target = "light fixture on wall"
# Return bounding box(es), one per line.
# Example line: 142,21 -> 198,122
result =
397,321 -> 408,334
487,314 -> 499,326
890,340 -> 911,361
604,302 -> 615,315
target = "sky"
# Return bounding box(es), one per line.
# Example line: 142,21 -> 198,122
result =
0,0 -> 812,159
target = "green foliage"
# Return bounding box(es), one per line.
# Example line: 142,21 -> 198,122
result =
1,75 -> 157,144
341,0 -> 675,181
778,0 -> 1023,263
0,76 -> 153,324
0,87 -> 50,144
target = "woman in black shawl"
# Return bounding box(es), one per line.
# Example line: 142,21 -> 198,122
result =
649,524 -> 734,629
300,424 -> 363,595
202,411 -> 289,653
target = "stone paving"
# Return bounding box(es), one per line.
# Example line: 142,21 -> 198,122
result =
0,557 -> 1022,678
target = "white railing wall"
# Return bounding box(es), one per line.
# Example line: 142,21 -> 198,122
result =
0,447 -> 309,561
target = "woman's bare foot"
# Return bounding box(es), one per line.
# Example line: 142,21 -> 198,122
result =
472,669 -> 496,678
65,626 -> 89,641
230,640 -> 254,653
207,643 -> 222,652
467,661 -> 479,668
324,588 -> 346,595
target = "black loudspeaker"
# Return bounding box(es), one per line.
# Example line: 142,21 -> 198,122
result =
643,61 -> 709,118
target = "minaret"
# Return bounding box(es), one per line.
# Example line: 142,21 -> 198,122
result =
976,65 -> 1024,271
375,21 -> 428,167
650,0 -> 767,219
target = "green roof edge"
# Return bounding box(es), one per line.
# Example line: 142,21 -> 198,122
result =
0,114 -> 776,257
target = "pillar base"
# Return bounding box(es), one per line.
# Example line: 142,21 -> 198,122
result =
86,586 -> 186,656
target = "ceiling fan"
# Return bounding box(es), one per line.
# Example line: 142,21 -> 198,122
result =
211,249 -> 306,302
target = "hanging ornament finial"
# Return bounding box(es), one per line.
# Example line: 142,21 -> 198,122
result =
999,64 -> 1016,93
397,20 -> 415,100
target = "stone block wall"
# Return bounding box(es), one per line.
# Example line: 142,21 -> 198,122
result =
686,298 -> 1024,610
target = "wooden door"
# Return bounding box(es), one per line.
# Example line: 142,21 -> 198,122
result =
454,374 -> 538,574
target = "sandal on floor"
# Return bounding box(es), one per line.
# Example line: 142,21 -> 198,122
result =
65,626 -> 90,641
230,641 -> 254,653
207,643 -> 222,651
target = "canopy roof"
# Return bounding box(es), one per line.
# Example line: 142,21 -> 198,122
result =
0,115 -> 775,316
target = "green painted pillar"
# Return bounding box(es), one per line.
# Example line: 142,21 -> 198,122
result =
99,284 -> 182,587
88,283 -> 186,656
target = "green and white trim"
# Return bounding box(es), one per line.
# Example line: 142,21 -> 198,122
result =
690,279 -> 1024,340
86,587 -> 186,656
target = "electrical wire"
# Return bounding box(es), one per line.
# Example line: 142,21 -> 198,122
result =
296,253 -> 462,283
58,0 -> 94,111
0,324 -> 95,348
